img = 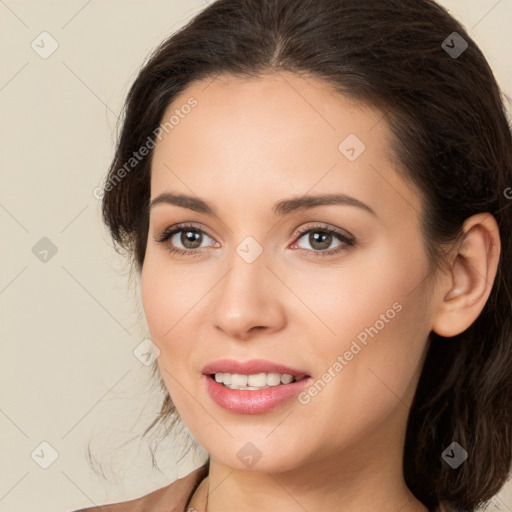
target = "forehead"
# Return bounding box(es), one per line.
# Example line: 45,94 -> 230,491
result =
150,72 -> 421,224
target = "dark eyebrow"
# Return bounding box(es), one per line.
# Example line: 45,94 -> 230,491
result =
149,192 -> 377,217
273,193 -> 377,217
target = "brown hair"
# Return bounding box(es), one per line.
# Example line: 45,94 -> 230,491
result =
98,0 -> 512,510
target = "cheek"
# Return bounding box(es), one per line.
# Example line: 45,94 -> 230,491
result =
140,251 -> 204,342
284,249 -> 414,344
141,260 -> 195,407
140,259 -> 169,341
301,244 -> 431,402
140,254 -> 208,389
298,291 -> 430,454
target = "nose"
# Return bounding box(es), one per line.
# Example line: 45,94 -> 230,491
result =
211,248 -> 286,341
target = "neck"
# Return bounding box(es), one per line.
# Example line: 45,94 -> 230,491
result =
190,449 -> 428,512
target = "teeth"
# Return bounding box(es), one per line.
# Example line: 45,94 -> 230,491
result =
232,374 -> 248,386
213,372 -> 298,389
248,373 -> 268,387
280,374 -> 294,384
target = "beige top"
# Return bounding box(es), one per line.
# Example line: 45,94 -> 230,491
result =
71,463 -> 453,512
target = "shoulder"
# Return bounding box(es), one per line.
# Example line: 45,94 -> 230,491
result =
69,462 -> 209,512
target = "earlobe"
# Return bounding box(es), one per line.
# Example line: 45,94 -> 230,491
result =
432,213 -> 501,338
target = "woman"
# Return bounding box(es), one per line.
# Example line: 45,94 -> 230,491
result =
72,0 -> 512,510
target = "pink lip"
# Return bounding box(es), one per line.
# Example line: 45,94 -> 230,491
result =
202,359 -> 312,414
202,358 -> 309,378
203,375 -> 313,414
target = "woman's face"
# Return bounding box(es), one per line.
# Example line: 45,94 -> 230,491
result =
141,72 -> 438,474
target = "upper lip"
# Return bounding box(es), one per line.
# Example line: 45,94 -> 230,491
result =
202,359 -> 310,378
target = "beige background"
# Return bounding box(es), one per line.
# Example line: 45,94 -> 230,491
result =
1,1 -> 511,511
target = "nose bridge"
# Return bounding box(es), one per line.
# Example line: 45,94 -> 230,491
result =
211,235 -> 285,338
221,237 -> 269,305
220,222 -> 269,288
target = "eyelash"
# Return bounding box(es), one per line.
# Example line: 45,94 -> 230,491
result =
154,222 -> 356,259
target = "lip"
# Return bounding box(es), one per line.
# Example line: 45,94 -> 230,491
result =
203,374 -> 313,414
202,358 -> 309,379
202,359 -> 312,414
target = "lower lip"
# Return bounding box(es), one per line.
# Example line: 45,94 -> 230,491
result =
203,374 -> 313,414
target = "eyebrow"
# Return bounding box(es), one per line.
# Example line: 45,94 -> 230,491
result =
149,192 -> 377,217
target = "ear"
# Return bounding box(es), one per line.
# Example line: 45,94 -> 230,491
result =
431,212 -> 501,337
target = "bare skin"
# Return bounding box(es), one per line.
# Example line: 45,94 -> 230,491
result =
141,71 -> 500,512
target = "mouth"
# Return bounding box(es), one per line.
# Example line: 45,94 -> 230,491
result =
202,358 -> 311,391
208,371 -> 309,390
203,365 -> 314,414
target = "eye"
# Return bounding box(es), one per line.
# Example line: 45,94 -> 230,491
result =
154,222 -> 356,259
154,223 -> 217,257
290,224 -> 356,258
